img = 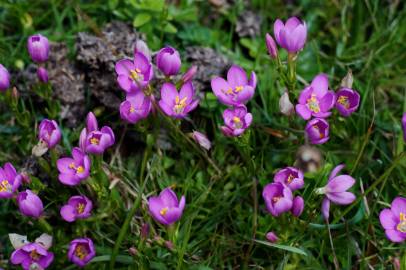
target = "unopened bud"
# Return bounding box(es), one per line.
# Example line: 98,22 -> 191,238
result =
128,247 -> 138,256
265,33 -> 278,59
181,66 -> 197,83
279,92 -> 294,116
140,223 -> 150,239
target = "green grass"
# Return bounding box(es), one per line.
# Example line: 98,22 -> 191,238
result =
0,0 -> 405,269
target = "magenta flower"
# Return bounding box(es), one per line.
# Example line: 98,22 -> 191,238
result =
60,195 -> 93,222
291,196 -> 304,217
211,65 -> 256,106
296,74 -> 335,120
402,113 -> 406,141
274,167 -> 304,191
79,112 -> 115,155
0,64 -> 10,91
148,187 -> 185,226
17,190 -> 44,218
37,67 -> 49,83
192,131 -> 211,151
158,82 -> 199,118
120,91 -> 152,124
57,147 -> 90,186
0,163 -> 22,199
274,17 -> 307,53
379,197 -> 406,243
266,231 -> 278,243
220,105 -> 252,137
10,242 -> 54,270
27,34 -> 50,63
262,182 -> 293,217
38,119 -> 62,149
134,40 -> 151,61
181,65 -> 197,83
68,238 -> 96,267
305,118 -> 330,144
335,88 -> 360,117
156,46 -> 181,76
318,164 -> 356,220
265,33 -> 278,58
115,52 -> 153,93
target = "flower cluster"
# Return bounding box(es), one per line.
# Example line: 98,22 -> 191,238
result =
115,41 -> 199,124
211,65 -> 256,137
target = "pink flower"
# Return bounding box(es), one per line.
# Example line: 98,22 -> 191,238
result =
120,91 -> 152,124
262,182 -> 293,217
274,167 -> 304,191
274,17 -> 307,53
156,46 -> 181,76
68,238 -> 96,267
265,33 -> 278,58
148,187 -> 186,226
318,164 -> 356,220
27,34 -> 50,63
0,163 -> 22,199
335,88 -> 360,117
60,195 -> 93,222
38,119 -> 62,149
379,197 -> 406,243
158,82 -> 199,118
10,242 -> 54,270
0,64 -> 10,91
211,65 -> 256,106
291,196 -> 304,217
17,190 -> 44,218
57,147 -> 90,186
220,105 -> 252,137
305,118 -> 330,145
296,74 -> 335,120
266,231 -> 279,243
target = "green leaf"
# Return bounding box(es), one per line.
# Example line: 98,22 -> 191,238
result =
163,22 -> 177,33
133,13 -> 152,28
254,240 -> 308,256
129,0 -> 164,12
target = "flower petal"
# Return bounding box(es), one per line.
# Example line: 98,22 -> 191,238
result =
321,198 -> 330,220
326,191 -> 356,205
327,175 -> 355,192
379,209 -> 398,230
227,65 -> 247,88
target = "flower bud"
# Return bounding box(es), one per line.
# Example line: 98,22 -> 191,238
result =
191,131 -> 211,151
279,92 -> 294,116
17,190 -> 44,218
37,67 -> 49,83
0,64 -> 10,91
27,34 -> 50,63
266,231 -> 278,243
265,33 -> 278,58
140,223 -> 150,239
134,40 -> 151,62
181,65 -> 197,83
291,196 -> 304,217
156,46 -> 181,76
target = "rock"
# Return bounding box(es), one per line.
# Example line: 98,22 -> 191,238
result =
235,10 -> 261,38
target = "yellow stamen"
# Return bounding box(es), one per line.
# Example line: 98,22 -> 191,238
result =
69,162 -> 75,169
75,245 -> 88,260
397,213 -> 406,233
307,95 -> 320,113
287,174 -> 295,184
233,117 -> 241,123
225,88 -> 233,94
129,106 -> 135,113
130,69 -> 139,80
0,180 -> 11,192
90,138 -> 99,145
30,250 -> 41,260
160,207 -> 168,216
235,86 -> 243,92
272,196 -> 281,203
76,166 -> 84,174
337,95 -> 350,109
77,203 -> 85,214
174,96 -> 188,114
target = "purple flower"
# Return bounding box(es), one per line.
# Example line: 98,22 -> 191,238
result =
181,65 -> 197,83
274,17 -> 307,53
79,112 -> 115,155
402,113 -> 406,141
335,88 -> 360,117
120,91 -> 152,124
274,167 -> 304,191
38,119 -> 62,149
68,238 -> 96,267
37,67 -> 49,83
57,147 -> 90,186
0,163 -> 21,199
134,40 -> 151,62
0,64 -> 10,91
265,33 -> 278,58
115,52 -> 153,93
211,65 -> 256,106
192,131 -> 211,151
266,231 -> 278,243
17,190 -> 44,218
262,182 -> 293,217
379,197 -> 406,243
291,196 -> 304,217
10,242 -> 54,270
296,74 -> 335,120
60,195 -> 93,222
158,82 -> 199,118
318,164 -> 356,220
27,34 -> 50,63
148,187 -> 186,226
156,46 -> 181,76
305,118 -> 330,145
220,105 -> 252,137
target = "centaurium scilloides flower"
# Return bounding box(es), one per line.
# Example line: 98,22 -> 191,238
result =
0,162 -> 22,199
60,195 -> 93,222
296,74 -> 335,120
335,88 -> 360,117
57,147 -> 90,186
305,118 -> 330,145
211,65 -> 256,106
27,34 -> 50,63
68,238 -> 96,267
156,46 -> 181,76
38,119 -> 62,149
159,82 -> 199,119
17,190 -> 44,218
220,105 -> 252,137
148,187 -> 185,226
273,166 -> 304,191
262,182 -> 293,217
0,64 -> 10,91
379,196 -> 406,243
120,91 -> 152,124
274,17 -> 307,53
